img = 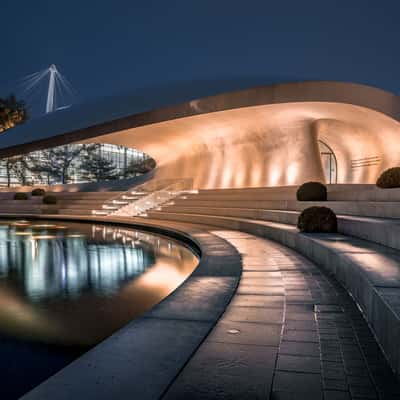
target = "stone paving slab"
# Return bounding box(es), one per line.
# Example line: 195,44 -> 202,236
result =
208,320 -> 283,347
222,304 -> 284,324
163,341 -> 278,400
144,277 -> 238,321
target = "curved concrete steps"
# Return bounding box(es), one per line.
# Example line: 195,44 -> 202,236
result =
191,185 -> 400,202
328,187 -> 400,202
157,206 -> 400,252
143,209 -> 400,379
57,209 -> 94,215
171,198 -> 400,219
0,192 -> 121,216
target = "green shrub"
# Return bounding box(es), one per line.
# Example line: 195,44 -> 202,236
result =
297,206 -> 337,233
376,167 -> 400,188
31,188 -> 46,196
42,195 -> 57,205
296,181 -> 327,201
14,192 -> 28,200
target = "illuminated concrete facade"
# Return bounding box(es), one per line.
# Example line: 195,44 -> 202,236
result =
0,81 -> 399,188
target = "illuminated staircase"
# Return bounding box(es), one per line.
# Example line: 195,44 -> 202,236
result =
92,179 -> 194,217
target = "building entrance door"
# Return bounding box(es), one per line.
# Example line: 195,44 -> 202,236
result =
319,140 -> 337,184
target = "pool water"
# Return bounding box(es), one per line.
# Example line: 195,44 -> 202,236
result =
0,220 -> 198,398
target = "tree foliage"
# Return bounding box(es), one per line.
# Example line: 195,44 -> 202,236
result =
0,156 -> 29,186
0,95 -> 27,133
0,143 -> 154,186
124,157 -> 156,177
29,145 -> 87,184
80,144 -> 117,182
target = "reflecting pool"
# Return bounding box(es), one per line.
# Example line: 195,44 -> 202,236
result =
0,220 -> 199,398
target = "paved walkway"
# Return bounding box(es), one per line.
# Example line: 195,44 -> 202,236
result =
163,229 -> 400,400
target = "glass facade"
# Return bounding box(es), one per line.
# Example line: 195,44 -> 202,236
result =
0,143 -> 152,186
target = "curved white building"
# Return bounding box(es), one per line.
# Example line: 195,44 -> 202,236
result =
1,81 -> 399,188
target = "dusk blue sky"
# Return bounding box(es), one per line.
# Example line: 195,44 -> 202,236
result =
1,0 -> 399,116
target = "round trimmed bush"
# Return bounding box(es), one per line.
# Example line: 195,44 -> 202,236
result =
31,188 -> 46,196
42,195 -> 57,205
376,167 -> 400,188
296,181 -> 327,201
297,206 -> 337,233
14,192 -> 28,200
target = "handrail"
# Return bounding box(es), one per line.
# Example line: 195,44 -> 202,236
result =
103,178 -> 182,205
92,178 -> 193,216
111,179 -> 194,217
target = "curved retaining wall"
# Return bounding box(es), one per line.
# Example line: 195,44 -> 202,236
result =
18,215 -> 242,400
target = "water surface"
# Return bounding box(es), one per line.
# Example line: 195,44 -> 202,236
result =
0,220 -> 198,398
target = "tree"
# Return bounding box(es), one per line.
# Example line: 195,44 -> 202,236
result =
27,151 -> 55,185
51,145 -> 87,184
28,145 -> 87,184
12,157 -> 30,186
123,157 -> 156,177
0,157 -> 18,187
0,156 -> 29,187
0,95 -> 27,133
80,145 -> 117,182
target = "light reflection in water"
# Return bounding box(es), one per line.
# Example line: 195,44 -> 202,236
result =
0,225 -> 153,300
0,220 -> 198,346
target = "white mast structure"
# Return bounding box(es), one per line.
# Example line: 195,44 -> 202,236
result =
45,64 -> 58,113
18,64 -> 75,115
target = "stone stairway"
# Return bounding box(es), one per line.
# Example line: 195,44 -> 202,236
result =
0,191 -> 122,216
53,192 -> 123,215
90,190 -> 148,216
91,179 -> 194,217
